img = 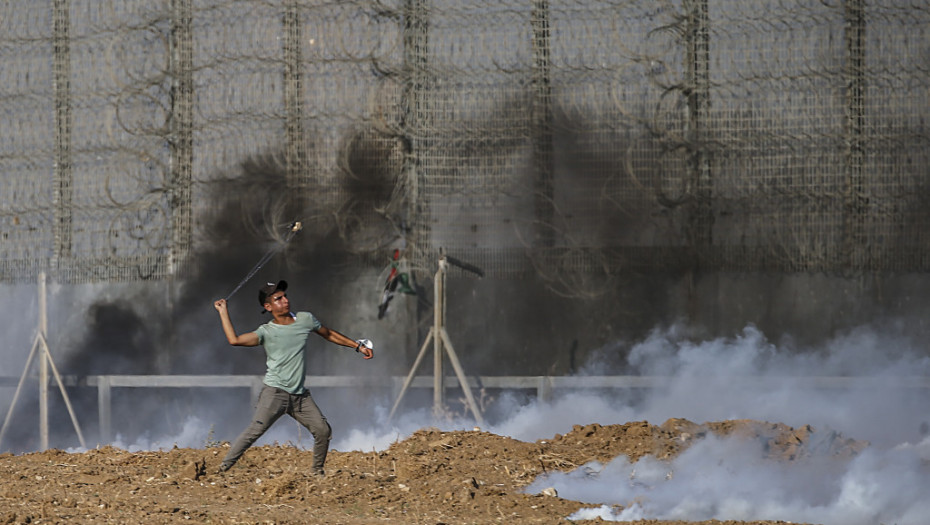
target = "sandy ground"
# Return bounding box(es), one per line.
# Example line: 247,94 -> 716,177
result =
0,418 -> 867,524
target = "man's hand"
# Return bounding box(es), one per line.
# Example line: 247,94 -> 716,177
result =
214,299 -> 228,314
317,327 -> 375,359
356,339 -> 374,360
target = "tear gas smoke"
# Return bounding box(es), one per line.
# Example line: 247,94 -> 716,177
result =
34,321 -> 926,525
514,324 -> 930,525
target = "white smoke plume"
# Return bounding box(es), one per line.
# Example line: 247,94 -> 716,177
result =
514,323 -> 930,525
6,284 -> 930,525
166,320 -> 927,525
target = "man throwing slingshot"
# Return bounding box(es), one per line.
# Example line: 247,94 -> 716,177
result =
213,280 -> 374,476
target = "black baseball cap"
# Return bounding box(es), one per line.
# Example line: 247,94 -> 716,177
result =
258,280 -> 287,306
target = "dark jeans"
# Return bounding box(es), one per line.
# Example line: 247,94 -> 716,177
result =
221,385 -> 332,472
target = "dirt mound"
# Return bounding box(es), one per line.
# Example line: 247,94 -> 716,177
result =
0,419 -> 865,524
660,418 -> 869,461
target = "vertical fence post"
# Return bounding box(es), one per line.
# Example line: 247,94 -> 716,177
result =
843,0 -> 866,270
432,257 -> 444,416
531,0 -> 555,248
537,376 -> 552,404
52,0 -> 72,273
97,376 -> 112,444
284,2 -> 307,211
403,0 -> 430,274
684,0 -> 712,256
683,0 -> 713,324
169,0 -> 193,275
38,273 -> 49,450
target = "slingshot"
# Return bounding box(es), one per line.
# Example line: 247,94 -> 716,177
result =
224,221 -> 303,300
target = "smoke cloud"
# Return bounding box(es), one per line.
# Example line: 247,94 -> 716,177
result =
513,323 -> 930,525
96,321 -> 929,525
0,136 -> 407,452
529,433 -> 930,524
9,305 -> 927,525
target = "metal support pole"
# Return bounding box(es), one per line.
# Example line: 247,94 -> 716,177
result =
388,256 -> 484,424
438,328 -> 485,426
432,258 -> 445,416
38,274 -> 49,450
388,329 -> 433,420
0,335 -> 41,450
41,335 -> 86,448
0,272 -> 86,451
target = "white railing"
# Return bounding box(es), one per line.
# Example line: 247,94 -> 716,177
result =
3,374 -> 930,443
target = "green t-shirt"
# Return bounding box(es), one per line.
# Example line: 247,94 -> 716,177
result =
254,311 -> 322,394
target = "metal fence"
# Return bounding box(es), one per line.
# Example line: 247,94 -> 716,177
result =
2,1 -> 928,288
5,373 -> 929,444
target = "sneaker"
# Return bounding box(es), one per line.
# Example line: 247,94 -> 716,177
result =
311,469 -> 325,478
216,462 -> 233,474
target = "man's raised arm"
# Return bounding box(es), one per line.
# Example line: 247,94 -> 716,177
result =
214,299 -> 260,346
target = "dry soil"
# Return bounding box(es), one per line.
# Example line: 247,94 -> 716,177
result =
0,418 -> 867,524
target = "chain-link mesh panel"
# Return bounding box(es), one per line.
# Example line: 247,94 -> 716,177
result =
1,0 -> 179,282
704,0 -> 850,271
1,1 -> 929,286
1,1 -> 56,275
862,2 -> 930,271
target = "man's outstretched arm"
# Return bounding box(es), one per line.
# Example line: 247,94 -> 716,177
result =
214,299 -> 260,346
316,325 -> 374,359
